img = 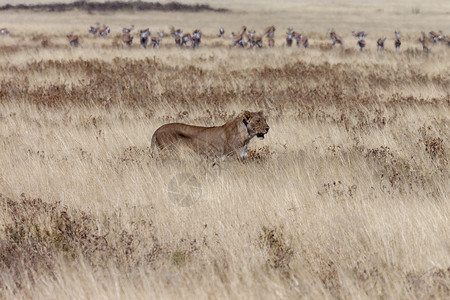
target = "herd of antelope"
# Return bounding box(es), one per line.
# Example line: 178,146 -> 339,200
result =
1,24 -> 449,52
327,29 -> 448,52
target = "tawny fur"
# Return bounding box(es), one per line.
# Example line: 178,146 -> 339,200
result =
151,111 -> 269,159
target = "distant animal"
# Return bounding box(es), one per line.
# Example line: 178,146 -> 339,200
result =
394,31 -> 401,50
264,25 -> 276,38
377,37 -> 386,50
180,33 -> 191,47
286,28 -> 293,47
429,31 -> 443,43
170,26 -> 183,46
217,27 -> 225,38
231,26 -> 247,48
353,31 -> 367,51
67,34 -> 79,47
0,27 -> 9,36
122,25 -> 134,34
122,33 -> 133,46
169,27 -> 182,46
150,31 -> 164,48
248,30 -> 263,48
99,25 -> 110,37
264,25 -> 276,47
88,25 -> 99,36
170,26 -> 182,38
174,34 -> 181,47
419,32 -> 430,53
297,34 -> 308,48
357,36 -> 365,51
140,29 -> 150,48
191,29 -> 202,48
288,30 -> 303,47
352,31 -> 367,39
329,28 -> 343,47
151,111 -> 270,159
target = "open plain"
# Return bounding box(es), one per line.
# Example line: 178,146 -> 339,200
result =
0,0 -> 449,298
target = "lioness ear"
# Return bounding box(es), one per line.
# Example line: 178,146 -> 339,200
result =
242,110 -> 251,126
257,111 -> 264,117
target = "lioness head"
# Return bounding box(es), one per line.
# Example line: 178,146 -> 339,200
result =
242,111 -> 270,140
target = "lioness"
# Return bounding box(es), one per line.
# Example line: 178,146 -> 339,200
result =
151,111 -> 269,159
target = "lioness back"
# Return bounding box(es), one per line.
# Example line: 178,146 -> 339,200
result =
151,123 -> 222,154
151,111 -> 269,158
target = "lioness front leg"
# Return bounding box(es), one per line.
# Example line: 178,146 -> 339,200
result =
239,145 -> 248,159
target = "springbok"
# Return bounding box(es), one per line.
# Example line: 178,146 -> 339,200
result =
232,34 -> 246,48
329,29 -> 343,47
151,31 -> 164,48
169,27 -> 183,46
67,34 -> 79,47
217,27 -> 225,38
264,25 -> 276,47
140,29 -> 150,48
357,36 -> 366,51
88,25 -> 100,36
191,29 -> 202,48
377,37 -> 386,51
429,31 -> 443,43
394,31 -> 401,50
231,26 -> 247,48
419,32 -> 430,53
122,25 -> 134,34
180,33 -> 191,47
174,33 -> 181,47
286,28 -> 293,47
292,31 -> 308,48
0,27 -> 9,36
248,30 -> 263,48
353,31 -> 367,51
288,30 -> 302,47
352,31 -> 367,39
99,25 -> 110,37
170,26 -> 182,37
122,33 -> 133,46
298,34 -> 308,48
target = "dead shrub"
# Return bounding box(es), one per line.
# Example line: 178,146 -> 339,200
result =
248,146 -> 272,161
0,194 -> 162,292
365,146 -> 429,194
259,226 -> 293,271
418,125 -> 447,163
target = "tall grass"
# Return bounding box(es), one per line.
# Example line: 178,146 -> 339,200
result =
0,2 -> 449,298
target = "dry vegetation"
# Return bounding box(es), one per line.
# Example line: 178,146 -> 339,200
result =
0,0 -> 449,298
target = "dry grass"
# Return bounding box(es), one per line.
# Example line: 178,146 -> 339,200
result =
0,1 -> 449,299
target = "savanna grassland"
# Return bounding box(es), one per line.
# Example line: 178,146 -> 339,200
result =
0,0 -> 449,298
